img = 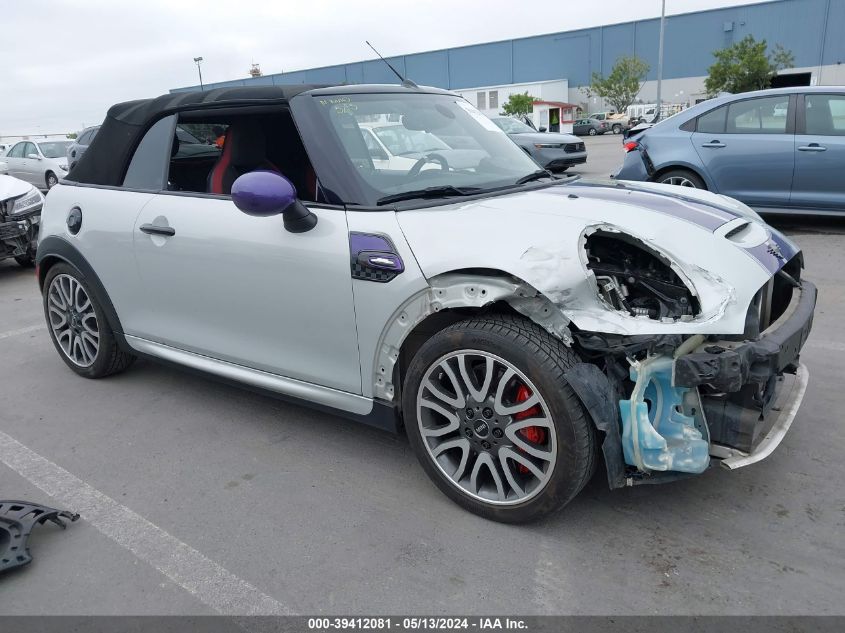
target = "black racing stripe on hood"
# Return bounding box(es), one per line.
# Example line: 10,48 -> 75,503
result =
556,182 -> 737,232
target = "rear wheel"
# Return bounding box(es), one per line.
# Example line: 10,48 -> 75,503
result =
43,263 -> 135,378
657,169 -> 706,189
402,315 -> 596,523
588,128 -> 597,136
612,124 -> 622,134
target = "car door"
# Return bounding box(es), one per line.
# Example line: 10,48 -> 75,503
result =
573,120 -> 584,135
790,93 -> 845,210
3,142 -> 25,178
691,95 -> 795,206
129,113 -> 363,394
19,142 -> 42,185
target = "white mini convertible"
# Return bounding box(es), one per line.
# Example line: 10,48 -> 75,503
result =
36,84 -> 815,522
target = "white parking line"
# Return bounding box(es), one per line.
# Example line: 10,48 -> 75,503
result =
0,429 -> 292,616
0,323 -> 46,340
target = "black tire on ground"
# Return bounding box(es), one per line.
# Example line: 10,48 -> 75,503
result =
588,128 -> 598,136
656,168 -> 707,189
46,171 -> 58,189
402,314 -> 597,523
612,124 -> 622,134
42,262 -> 136,379
14,253 -> 34,267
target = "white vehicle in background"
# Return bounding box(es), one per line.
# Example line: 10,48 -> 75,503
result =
359,122 -> 484,171
3,139 -> 72,190
0,173 -> 44,266
0,143 -> 10,156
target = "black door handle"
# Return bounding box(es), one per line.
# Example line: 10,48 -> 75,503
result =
140,224 -> 175,237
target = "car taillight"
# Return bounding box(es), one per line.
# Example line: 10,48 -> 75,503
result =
623,141 -> 640,153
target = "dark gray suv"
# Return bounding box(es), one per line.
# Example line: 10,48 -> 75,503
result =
66,125 -> 100,171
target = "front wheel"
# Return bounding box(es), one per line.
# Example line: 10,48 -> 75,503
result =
43,263 -> 135,378
402,315 -> 596,523
588,128 -> 597,136
612,124 -> 622,134
46,172 -> 59,189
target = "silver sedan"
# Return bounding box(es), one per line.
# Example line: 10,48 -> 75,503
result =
3,139 -> 71,190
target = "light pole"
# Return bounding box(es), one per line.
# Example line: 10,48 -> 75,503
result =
655,0 -> 666,121
193,56 -> 204,91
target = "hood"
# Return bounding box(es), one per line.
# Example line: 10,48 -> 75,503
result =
0,175 -> 34,202
396,181 -> 798,336
511,132 -> 580,144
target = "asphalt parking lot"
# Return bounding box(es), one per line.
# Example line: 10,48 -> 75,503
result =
1,136 -> 843,616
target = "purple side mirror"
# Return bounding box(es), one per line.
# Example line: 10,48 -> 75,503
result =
231,170 -> 296,217
231,170 -> 317,233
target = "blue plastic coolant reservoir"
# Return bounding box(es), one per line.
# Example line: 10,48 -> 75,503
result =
619,356 -> 710,473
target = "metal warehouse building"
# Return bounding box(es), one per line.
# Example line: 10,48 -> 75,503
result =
172,0 -> 845,126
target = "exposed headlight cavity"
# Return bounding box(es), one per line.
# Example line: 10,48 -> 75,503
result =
584,230 -> 700,321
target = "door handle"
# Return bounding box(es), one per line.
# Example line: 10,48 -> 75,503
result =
798,144 -> 827,152
140,224 -> 175,237
701,141 -> 726,148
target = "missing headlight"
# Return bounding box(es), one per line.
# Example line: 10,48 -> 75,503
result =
585,231 -> 700,321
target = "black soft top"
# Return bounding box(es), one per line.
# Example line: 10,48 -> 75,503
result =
67,85 -> 324,186
67,83 -> 459,187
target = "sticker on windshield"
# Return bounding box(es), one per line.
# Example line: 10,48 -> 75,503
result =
455,100 -> 500,132
319,96 -> 358,115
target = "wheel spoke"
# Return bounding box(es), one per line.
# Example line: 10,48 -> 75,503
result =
48,305 -> 67,329
500,447 -> 546,480
469,453 -> 506,501
457,354 -> 493,401
499,452 -> 525,497
505,419 -> 555,461
419,399 -> 459,437
431,438 -> 471,481
493,368 -> 540,416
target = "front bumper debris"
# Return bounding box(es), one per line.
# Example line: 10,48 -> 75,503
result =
0,500 -> 79,573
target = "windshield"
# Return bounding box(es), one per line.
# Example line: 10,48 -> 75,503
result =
369,125 -> 450,155
310,93 -> 542,205
37,141 -> 71,158
492,117 -> 535,134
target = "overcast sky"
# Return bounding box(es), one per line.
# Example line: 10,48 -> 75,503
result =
0,0 -> 772,136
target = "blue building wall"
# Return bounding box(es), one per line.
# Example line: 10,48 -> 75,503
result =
172,0 -> 844,93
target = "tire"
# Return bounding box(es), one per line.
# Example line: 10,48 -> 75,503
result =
588,128 -> 597,136
45,172 -> 58,189
14,254 -> 34,268
402,314 -> 596,523
43,263 -> 135,378
612,124 -> 622,134
657,169 -> 706,189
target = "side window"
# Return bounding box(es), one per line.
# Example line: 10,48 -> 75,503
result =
696,106 -> 727,134
804,94 -> 845,136
489,91 -> 499,110
79,130 -> 94,145
122,115 -> 175,190
23,142 -> 37,157
7,143 -> 24,158
726,96 -> 788,134
477,92 -> 487,110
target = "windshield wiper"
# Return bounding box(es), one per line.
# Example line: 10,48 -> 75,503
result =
376,185 -> 481,206
515,169 -> 554,185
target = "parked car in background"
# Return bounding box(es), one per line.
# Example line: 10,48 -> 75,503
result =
616,87 -> 845,214
573,117 -> 608,136
0,160 -> 7,175
37,84 -> 814,522
491,117 -> 586,172
358,122 -> 484,171
587,112 -> 628,134
67,125 -> 100,170
0,173 -> 44,266
3,139 -> 71,189
0,144 -> 10,156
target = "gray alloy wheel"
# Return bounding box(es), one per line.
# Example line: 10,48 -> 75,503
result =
416,350 -> 557,505
612,124 -> 622,134
662,176 -> 696,187
47,273 -> 100,367
588,128 -> 597,136
46,172 -> 58,189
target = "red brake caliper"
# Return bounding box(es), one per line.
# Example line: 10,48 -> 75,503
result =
514,384 -> 545,474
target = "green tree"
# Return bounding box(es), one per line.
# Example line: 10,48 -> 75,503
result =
66,132 -> 77,139
588,56 -> 650,114
500,92 -> 536,117
704,35 -> 794,96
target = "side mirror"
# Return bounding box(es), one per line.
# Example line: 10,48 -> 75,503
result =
27,153 -> 41,160
231,170 -> 317,233
538,126 -> 548,133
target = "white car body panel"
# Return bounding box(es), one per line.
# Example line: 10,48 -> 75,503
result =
0,174 -> 33,200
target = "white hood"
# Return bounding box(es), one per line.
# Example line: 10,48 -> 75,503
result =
396,181 -> 798,336
0,175 -> 33,201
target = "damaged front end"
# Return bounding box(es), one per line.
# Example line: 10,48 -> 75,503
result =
573,231 -> 815,487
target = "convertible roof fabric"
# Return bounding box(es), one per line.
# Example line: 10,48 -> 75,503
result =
66,85 -> 323,187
